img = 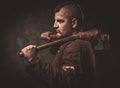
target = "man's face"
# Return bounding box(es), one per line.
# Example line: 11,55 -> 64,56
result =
53,8 -> 73,37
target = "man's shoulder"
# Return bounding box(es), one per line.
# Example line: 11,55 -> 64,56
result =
65,39 -> 91,50
70,39 -> 90,46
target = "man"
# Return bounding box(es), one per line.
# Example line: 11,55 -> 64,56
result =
21,2 -> 96,88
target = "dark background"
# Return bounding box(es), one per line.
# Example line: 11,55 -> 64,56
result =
0,0 -> 119,88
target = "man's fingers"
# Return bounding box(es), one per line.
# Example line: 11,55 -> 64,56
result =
40,31 -> 52,40
21,45 -> 36,55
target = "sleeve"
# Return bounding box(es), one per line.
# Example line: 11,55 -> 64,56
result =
61,40 -> 96,76
58,40 -> 96,87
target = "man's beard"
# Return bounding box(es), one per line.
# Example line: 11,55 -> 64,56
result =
56,30 -> 73,39
56,30 -> 62,37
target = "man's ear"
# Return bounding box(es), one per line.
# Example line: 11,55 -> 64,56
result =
72,18 -> 78,28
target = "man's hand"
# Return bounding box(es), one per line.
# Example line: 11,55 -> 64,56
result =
21,45 -> 37,62
40,31 -> 53,40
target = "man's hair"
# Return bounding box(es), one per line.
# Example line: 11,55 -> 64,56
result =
54,1 -> 84,31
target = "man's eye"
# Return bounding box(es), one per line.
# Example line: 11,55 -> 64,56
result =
57,20 -> 64,23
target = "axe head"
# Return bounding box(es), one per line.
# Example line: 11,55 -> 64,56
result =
92,33 -> 110,51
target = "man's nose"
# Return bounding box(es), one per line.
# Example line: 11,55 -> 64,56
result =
53,21 -> 58,28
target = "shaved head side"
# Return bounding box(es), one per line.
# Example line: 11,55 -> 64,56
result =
54,2 -> 83,30
60,5 -> 80,19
